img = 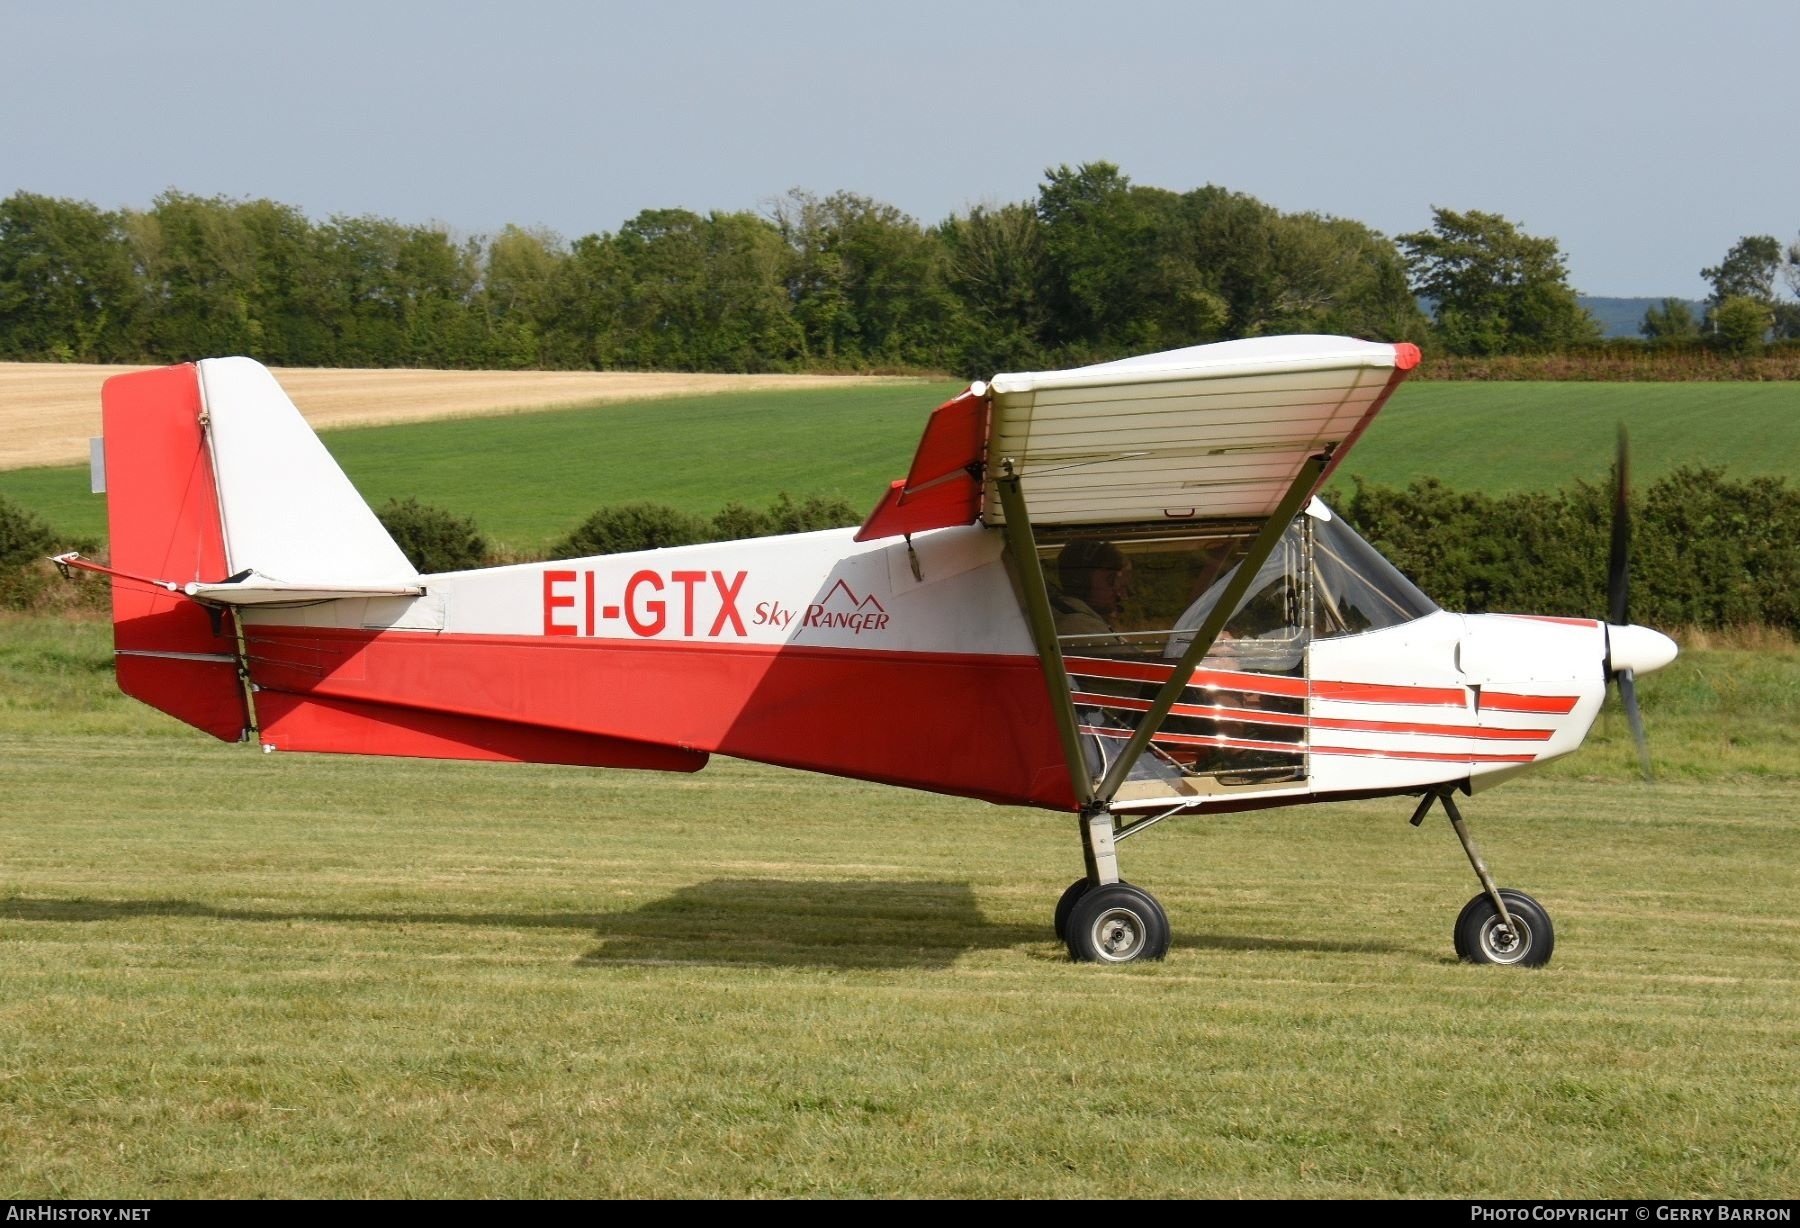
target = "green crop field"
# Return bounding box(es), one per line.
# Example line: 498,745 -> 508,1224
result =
4,380 -> 1797,555
0,617 -> 1796,1198
1331,380 -> 1800,497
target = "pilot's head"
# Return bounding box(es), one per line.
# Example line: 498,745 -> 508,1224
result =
1060,539 -> 1130,619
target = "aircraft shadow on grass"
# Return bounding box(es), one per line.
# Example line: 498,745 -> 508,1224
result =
0,884 -> 1400,968
576,878 -> 1037,969
1,881 -> 1030,971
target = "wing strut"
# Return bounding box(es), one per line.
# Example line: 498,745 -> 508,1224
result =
1091,451 -> 1330,803
995,464 -> 1096,809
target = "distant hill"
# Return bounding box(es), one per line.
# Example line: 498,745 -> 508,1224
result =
1580,296 -> 1708,339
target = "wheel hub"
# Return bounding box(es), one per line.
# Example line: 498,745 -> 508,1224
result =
1093,908 -> 1144,961
1482,917 -> 1531,962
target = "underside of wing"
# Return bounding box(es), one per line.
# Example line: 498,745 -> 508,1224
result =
982,335 -> 1419,527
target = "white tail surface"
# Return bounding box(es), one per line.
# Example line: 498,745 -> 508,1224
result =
198,358 -> 420,592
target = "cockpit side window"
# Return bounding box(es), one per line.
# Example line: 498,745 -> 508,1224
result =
1038,524 -> 1274,662
1019,506 -> 1434,799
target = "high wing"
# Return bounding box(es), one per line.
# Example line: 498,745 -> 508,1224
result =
858,335 -> 1419,540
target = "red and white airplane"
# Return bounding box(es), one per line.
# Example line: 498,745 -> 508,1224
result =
57,335 -> 1676,965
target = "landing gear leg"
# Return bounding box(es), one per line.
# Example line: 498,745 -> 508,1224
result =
1059,805 -> 1170,963
1053,807 -> 1118,941
1411,790 -> 1554,967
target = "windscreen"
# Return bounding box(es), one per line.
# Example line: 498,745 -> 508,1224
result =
1309,510 -> 1438,637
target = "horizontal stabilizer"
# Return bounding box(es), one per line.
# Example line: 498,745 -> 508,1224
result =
53,554 -> 421,607
183,570 -> 424,605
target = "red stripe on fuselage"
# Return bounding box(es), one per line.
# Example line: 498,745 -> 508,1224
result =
1317,746 -> 1535,764
1310,680 -> 1466,706
1068,655 -> 1311,698
1481,692 -> 1580,714
1069,691 -> 1552,741
1067,655 -> 1468,707
1498,615 -> 1602,628
1080,725 -> 1535,765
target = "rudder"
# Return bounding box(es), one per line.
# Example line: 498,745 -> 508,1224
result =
100,363 -> 248,741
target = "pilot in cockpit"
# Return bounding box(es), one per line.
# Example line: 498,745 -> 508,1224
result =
1052,539 -> 1132,643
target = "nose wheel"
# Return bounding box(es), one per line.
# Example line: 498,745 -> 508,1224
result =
1412,789 -> 1555,967
1454,888 -> 1554,966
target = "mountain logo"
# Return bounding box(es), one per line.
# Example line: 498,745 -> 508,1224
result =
802,579 -> 890,633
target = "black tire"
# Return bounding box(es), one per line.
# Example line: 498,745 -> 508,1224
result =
1066,883 -> 1171,964
1053,878 -> 1092,943
1454,889 -> 1554,967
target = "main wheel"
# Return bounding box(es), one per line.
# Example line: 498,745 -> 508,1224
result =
1053,878 -> 1091,943
1066,883 -> 1170,964
1454,889 -> 1554,967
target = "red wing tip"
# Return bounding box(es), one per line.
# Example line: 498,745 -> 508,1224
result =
851,479 -> 907,543
1392,342 -> 1421,371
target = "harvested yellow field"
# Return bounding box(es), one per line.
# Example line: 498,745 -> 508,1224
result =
0,363 -> 917,470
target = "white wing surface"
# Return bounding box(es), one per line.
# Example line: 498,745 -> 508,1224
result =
982,335 -> 1419,526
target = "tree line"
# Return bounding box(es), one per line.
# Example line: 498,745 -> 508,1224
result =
1639,234 -> 1800,351
0,167 -> 1406,373
11,164 -> 1792,376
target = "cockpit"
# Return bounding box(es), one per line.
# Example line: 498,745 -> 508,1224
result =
1033,500 -> 1439,797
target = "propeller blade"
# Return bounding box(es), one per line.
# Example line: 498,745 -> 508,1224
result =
1608,425 -> 1630,627
1603,428 -> 1654,782
1617,668 -> 1654,783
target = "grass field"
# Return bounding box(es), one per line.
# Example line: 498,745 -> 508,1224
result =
3,379 -> 1797,554
0,617 -> 1796,1197
1339,380 -> 1800,496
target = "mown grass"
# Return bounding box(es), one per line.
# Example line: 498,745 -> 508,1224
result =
0,617 -> 1795,1197
5,380 -> 1797,554
1532,641 -> 1800,784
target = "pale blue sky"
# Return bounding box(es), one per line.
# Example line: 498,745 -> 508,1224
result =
4,0 -> 1794,299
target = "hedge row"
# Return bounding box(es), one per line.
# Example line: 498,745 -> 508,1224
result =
1343,467 -> 1800,631
370,492 -> 865,570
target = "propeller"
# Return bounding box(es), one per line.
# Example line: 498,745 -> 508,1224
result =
1605,426 -> 1654,782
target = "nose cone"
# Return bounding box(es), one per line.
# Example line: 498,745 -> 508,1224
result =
1607,624 -> 1678,676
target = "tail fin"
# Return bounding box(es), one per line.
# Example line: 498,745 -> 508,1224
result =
98,358 -> 417,740
197,358 -> 417,592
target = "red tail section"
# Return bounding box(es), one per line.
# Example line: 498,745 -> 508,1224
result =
101,364 -> 249,742
96,361 -> 709,774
